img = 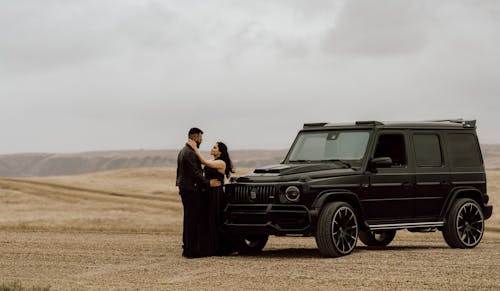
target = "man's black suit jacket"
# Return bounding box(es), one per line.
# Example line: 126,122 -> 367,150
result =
176,144 -> 209,192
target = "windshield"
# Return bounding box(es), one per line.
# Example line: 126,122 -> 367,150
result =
286,130 -> 371,166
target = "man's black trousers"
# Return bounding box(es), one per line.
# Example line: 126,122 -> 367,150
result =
179,188 -> 202,257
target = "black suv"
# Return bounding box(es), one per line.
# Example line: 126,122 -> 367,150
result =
225,119 -> 493,257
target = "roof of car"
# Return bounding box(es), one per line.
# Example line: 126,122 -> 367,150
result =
302,119 -> 477,130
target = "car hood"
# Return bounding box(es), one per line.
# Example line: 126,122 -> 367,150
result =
239,163 -> 356,179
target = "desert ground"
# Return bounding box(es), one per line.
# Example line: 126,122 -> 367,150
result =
0,168 -> 499,290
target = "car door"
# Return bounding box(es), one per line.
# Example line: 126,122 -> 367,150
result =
363,130 -> 416,223
412,131 -> 451,221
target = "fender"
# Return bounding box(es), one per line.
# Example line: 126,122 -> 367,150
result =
311,190 -> 365,223
440,187 -> 484,219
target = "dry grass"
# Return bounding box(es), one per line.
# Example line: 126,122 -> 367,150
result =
0,168 -> 498,290
1,167 -> 497,234
0,281 -> 50,291
0,167 -> 253,234
486,171 -> 500,229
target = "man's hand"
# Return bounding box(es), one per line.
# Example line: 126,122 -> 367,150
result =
210,179 -> 221,187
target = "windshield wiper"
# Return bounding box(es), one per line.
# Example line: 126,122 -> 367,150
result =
288,159 -> 315,163
319,159 -> 351,168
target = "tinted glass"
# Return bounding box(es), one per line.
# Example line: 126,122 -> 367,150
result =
414,134 -> 442,167
288,131 -> 370,162
374,134 -> 407,166
447,133 -> 482,167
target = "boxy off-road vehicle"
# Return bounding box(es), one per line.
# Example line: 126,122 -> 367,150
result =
225,119 -> 493,257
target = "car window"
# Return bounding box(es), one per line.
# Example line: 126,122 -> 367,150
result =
414,134 -> 443,167
288,131 -> 370,162
447,133 -> 482,167
374,134 -> 407,167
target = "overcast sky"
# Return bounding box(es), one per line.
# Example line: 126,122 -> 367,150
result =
1,0 -> 499,154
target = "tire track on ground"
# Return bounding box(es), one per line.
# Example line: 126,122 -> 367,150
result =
0,178 -> 179,202
0,178 -> 181,211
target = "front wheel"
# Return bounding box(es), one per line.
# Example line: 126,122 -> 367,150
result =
359,230 -> 396,247
442,198 -> 484,248
237,235 -> 269,254
315,202 -> 359,257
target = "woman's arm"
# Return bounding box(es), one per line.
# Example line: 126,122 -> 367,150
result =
187,139 -> 226,170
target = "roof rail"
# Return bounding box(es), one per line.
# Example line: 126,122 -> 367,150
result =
303,122 -> 328,129
428,119 -> 476,128
355,121 -> 384,126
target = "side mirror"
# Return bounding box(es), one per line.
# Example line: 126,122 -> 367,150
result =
371,157 -> 393,168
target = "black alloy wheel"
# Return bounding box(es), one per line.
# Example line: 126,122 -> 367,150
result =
443,198 -> 484,248
316,202 -> 359,257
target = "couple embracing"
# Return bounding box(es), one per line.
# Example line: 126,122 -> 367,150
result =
176,127 -> 235,258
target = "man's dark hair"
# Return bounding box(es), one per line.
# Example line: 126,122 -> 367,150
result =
188,127 -> 203,138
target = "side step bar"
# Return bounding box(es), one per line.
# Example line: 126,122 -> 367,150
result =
368,221 -> 444,231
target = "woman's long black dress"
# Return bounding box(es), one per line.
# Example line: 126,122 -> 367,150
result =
201,164 -> 228,256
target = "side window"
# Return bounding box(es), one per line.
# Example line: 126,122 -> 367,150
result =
414,134 -> 443,167
447,133 -> 482,167
374,134 -> 407,167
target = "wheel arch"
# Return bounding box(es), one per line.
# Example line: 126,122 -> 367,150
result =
312,190 -> 365,228
440,187 -> 484,219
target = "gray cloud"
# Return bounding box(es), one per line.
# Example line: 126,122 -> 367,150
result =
0,1 -> 181,74
0,0 -> 499,153
322,0 -> 431,56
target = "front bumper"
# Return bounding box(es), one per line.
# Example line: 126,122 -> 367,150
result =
224,204 -> 317,236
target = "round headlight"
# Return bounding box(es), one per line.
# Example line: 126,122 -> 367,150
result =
285,186 -> 301,202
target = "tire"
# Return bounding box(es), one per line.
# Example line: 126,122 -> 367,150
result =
237,235 -> 269,254
315,202 -> 359,257
359,230 -> 396,247
442,198 -> 484,248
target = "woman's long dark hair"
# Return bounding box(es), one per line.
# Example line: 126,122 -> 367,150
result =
217,141 -> 234,178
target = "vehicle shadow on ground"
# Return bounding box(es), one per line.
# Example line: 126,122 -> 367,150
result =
239,245 -> 450,259
356,245 -> 450,251
239,248 -> 321,258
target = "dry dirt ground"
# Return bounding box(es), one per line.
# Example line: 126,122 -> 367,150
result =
0,168 -> 499,290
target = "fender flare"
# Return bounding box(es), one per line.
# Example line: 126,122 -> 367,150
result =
440,187 -> 484,218
311,190 -> 365,225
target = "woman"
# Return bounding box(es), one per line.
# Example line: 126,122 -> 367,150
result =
187,139 -> 234,256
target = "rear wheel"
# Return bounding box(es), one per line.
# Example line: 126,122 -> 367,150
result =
442,198 -> 484,248
359,230 -> 396,247
315,202 -> 359,257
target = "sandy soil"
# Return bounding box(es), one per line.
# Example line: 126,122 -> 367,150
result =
0,231 -> 499,290
0,168 -> 499,290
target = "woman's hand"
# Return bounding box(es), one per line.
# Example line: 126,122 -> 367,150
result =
209,179 -> 221,187
186,139 -> 197,150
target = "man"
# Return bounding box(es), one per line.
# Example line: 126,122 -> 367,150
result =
176,127 -> 220,258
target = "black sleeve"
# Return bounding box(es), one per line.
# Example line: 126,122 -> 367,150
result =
185,150 -> 209,189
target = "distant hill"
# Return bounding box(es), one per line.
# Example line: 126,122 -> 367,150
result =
1,144 -> 498,177
482,144 -> 500,170
0,149 -> 288,177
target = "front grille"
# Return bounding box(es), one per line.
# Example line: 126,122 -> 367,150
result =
231,184 -> 278,203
